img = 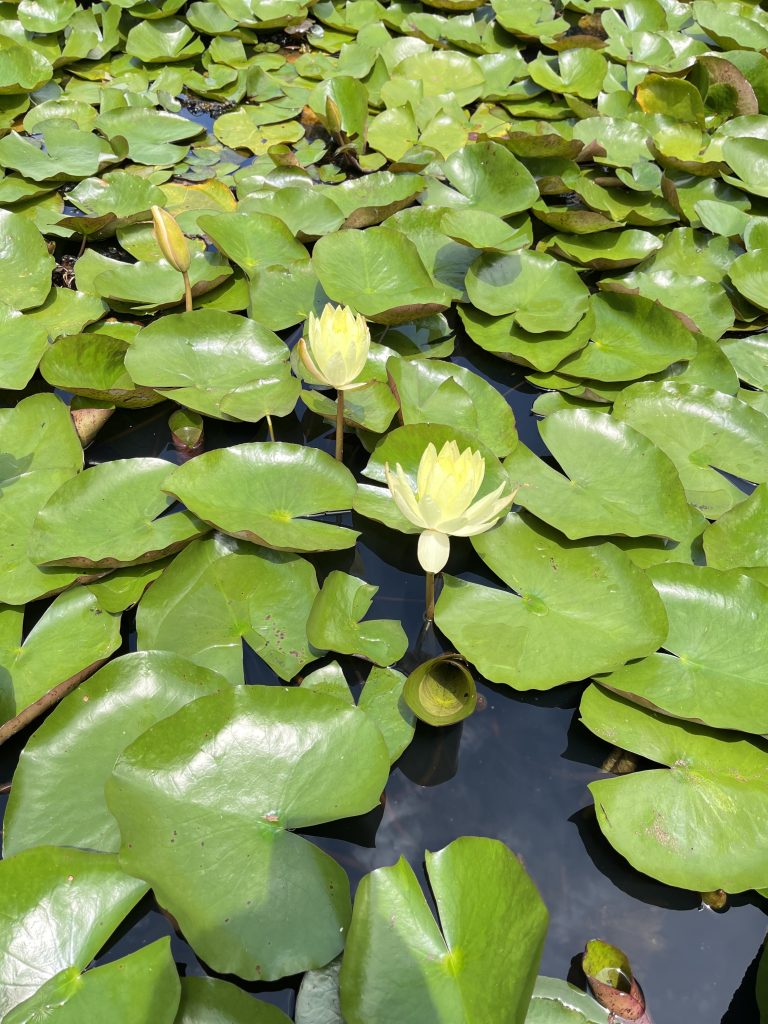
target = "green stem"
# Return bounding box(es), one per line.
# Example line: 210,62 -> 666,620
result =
266,414 -> 275,442
425,571 -> 435,623
335,389 -> 345,462
182,270 -> 193,313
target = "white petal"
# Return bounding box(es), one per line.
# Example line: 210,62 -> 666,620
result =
418,530 -> 450,573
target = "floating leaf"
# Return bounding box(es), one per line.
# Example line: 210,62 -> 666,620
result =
165,443 -> 358,552
176,977 -> 292,1024
107,686 -> 390,979
40,333 -> 162,408
340,837 -> 548,1024
359,666 -> 415,761
307,571 -> 408,666
582,940 -> 646,1022
435,514 -> 668,691
525,978 -> 609,1023
0,210 -> 55,311
404,654 -> 477,727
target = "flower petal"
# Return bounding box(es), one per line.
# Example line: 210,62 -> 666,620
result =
418,530 -> 450,573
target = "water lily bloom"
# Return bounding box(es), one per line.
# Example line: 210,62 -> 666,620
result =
385,441 -> 515,574
298,304 -> 370,391
150,205 -> 190,275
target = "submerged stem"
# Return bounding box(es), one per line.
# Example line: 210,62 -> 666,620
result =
335,389 -> 345,461
182,270 -> 193,313
425,571 -> 435,622
266,414 -> 275,442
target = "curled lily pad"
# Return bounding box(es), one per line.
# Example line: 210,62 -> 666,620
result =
30,458 -> 209,569
404,654 -> 477,727
582,940 -> 647,1022
106,685 -> 390,980
169,409 -> 204,458
458,304 -> 593,373
136,534 -> 322,683
165,443 -> 358,552
3,651 -> 228,857
0,846 -> 148,1018
40,333 -> 162,408
307,571 -> 408,666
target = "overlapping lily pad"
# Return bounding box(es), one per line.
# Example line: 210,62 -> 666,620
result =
107,685 -> 391,979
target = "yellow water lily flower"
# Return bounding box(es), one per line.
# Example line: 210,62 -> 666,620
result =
385,441 -> 515,574
150,205 -> 190,275
298,303 -> 370,391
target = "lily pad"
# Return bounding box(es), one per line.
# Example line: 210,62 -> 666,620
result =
106,685 -> 390,979
525,978 -> 609,1024
31,458 -> 209,569
425,142 -> 539,216
165,443 -> 358,552
404,654 -> 477,727
0,394 -> 84,605
136,534 -> 322,683
40,333 -> 162,408
465,250 -> 590,332
504,409 -> 691,540
613,381 -> 768,518
312,227 -> 452,324
581,684 -> 768,893
703,483 -> 768,572
176,977 -> 292,1024
0,846 -> 148,1018
307,572 -> 408,666
434,514 -> 668,691
0,210 -> 55,311
340,837 -> 548,1024
3,651 -> 227,857
124,310 -> 300,422
458,305 -> 593,373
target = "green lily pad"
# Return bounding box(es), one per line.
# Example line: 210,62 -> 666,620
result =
238,186 -> 345,241
387,355 -> 518,456
306,571 -> 408,666
504,409 -> 690,540
124,310 -> 300,421
340,837 -> 548,1024
434,514 -> 668,691
525,978 -> 610,1023
0,210 -> 55,311
165,443 -> 358,552
358,666 -> 415,761
458,304 -> 593,373
3,939 -> 180,1024
720,333 -> 768,389
424,142 -> 538,216
312,227 -> 452,324
529,49 -> 607,100
214,108 -> 305,154
0,122 -> 116,183
136,534 -> 322,683
126,16 -> 204,62
40,333 -> 162,408
176,977 -> 292,1024
392,50 -> 485,106
330,171 -> 425,229
404,654 -> 477,727
613,381 -> 768,518
556,292 -> 698,382
302,381 -> 399,435
296,959 -> 343,1024
85,559 -> 172,614
729,248 -> 768,311
106,685 -> 390,979
0,394 -> 84,605
30,458 -> 209,569
0,846 -> 148,1018
581,684 -> 768,893
703,483 -> 768,572
465,250 -> 590,332
543,229 -> 663,270
597,564 -> 768,734
0,586 -> 121,732
95,107 -> 203,166
3,651 -> 227,857
198,210 -> 308,275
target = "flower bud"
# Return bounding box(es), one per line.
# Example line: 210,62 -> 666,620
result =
151,205 -> 191,275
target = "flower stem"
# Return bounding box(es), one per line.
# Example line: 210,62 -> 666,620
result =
266,414 -> 275,442
425,571 -> 435,622
182,270 -> 192,313
335,389 -> 345,462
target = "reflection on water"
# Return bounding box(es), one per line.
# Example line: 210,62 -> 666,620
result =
1,335 -> 765,1023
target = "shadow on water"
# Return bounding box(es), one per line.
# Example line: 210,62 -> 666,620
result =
1,331 -> 766,1023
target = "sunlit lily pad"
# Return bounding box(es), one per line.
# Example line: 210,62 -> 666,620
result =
596,564 -> 768,734
0,846 -> 148,1018
3,651 -> 227,857
176,977 -> 291,1024
306,571 -> 408,666
435,514 -> 668,690
525,978 -> 610,1023
40,333 -> 162,408
124,310 -> 300,421
703,483 -> 768,572
613,381 -> 768,518
340,837 -> 548,1024
582,684 -> 768,893
504,409 -> 690,540
165,443 -> 358,552
31,458 -> 209,569
136,534 -> 322,682
107,685 -> 390,979
424,142 -> 538,216
0,210 -> 55,311
458,304 -> 593,373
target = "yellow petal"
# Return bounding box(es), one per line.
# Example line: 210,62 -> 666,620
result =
298,337 -> 329,387
416,443 -> 439,497
418,530 -> 450,573
385,463 -> 425,527
151,206 -> 190,275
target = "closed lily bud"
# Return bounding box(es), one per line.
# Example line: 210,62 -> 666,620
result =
298,303 -> 370,391
385,441 -> 516,574
151,205 -> 191,275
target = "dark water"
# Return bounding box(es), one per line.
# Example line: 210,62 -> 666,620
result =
1,333 -> 765,1023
